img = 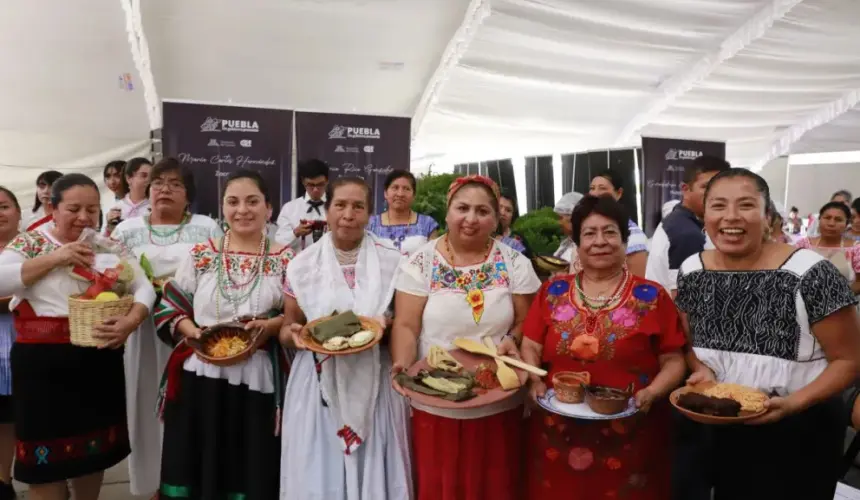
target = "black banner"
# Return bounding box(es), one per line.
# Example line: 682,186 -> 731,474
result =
161,102 -> 293,221
294,112 -> 410,213
641,137 -> 725,236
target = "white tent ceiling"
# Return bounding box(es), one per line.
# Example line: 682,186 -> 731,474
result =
1,0 -> 859,198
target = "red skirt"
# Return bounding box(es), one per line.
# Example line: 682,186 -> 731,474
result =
412,407 -> 524,500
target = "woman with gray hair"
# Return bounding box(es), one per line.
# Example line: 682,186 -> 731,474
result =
552,192 -> 584,263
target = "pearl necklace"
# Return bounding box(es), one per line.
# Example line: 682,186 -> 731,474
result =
335,244 -> 360,266
215,230 -> 268,322
575,269 -> 629,309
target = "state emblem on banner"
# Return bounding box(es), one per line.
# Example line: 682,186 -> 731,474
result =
329,125 -> 347,139
201,117 -> 220,132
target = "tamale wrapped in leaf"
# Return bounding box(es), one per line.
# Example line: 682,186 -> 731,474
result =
308,310 -> 362,343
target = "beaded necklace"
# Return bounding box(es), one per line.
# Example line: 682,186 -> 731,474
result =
214,231 -> 268,322
574,268 -> 629,311
145,212 -> 190,246
444,235 -> 493,324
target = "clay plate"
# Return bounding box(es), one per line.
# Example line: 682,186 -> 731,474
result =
301,315 -> 384,356
401,348 -> 527,410
670,381 -> 768,425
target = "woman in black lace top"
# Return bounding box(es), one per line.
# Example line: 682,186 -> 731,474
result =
676,169 -> 860,500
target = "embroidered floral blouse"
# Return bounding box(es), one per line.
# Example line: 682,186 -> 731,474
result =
396,238 -> 541,420
522,274 -> 685,500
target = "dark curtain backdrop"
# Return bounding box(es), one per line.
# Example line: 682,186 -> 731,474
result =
561,154 -> 576,194
525,155 -> 554,211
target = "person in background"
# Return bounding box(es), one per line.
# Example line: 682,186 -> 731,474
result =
101,160 -> 127,231
22,170 -> 63,232
495,188 -> 529,256
0,187 -> 20,500
552,191 -> 584,263
109,158 -> 222,498
0,174 -> 155,500
522,195 -> 686,500
391,175 -> 541,500
795,202 -> 860,295
275,159 -> 329,253
587,170 -> 649,276
645,155 -> 729,297
807,190 -> 853,238
106,158 -> 153,236
768,200 -> 791,244
367,170 -> 439,255
848,198 -> 860,242
787,206 -> 803,236
677,169 -> 860,499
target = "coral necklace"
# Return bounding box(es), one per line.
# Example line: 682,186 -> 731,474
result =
444,234 -> 493,324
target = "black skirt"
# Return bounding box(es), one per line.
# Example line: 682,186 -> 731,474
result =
711,397 -> 844,500
11,343 -> 130,484
159,366 -> 282,499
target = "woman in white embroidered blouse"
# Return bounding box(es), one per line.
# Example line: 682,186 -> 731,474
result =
154,170 -> 291,499
0,174 -> 155,500
391,175 -> 541,500
110,158 -> 222,497
279,178 -> 412,500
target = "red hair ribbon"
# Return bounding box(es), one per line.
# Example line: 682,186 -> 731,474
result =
446,175 -> 501,206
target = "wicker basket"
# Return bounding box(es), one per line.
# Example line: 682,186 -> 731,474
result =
68,294 -> 134,347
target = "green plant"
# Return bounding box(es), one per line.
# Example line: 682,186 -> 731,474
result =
512,207 -> 563,256
413,173 -> 458,231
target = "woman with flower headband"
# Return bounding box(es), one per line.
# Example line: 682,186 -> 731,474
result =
109,157 -> 221,498
391,174 -> 541,500
520,195 -> 686,500
154,170 -> 292,499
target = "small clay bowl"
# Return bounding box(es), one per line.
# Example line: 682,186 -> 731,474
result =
552,371 -> 588,404
583,384 -> 631,415
533,255 -> 570,273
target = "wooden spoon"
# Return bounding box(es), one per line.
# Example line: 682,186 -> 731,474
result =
453,337 -> 547,377
482,337 -> 521,390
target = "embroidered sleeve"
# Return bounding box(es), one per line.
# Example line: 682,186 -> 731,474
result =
674,268 -> 691,313
396,250 -> 430,297
423,215 -> 439,237
626,220 -> 648,255
510,250 -> 541,295
849,247 -> 860,274
794,238 -> 811,249
801,260 -> 858,325
4,232 -> 42,259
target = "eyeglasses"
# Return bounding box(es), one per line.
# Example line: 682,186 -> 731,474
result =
150,180 -> 186,192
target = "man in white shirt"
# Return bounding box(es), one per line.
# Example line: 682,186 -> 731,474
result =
275,159 -> 329,252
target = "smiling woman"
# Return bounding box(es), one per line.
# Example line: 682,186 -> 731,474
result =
677,168 -> 860,499
520,194 -> 686,500
0,174 -> 156,500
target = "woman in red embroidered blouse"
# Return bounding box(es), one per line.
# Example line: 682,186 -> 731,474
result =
521,195 -> 686,500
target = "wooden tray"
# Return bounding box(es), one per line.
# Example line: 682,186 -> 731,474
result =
188,322 -> 264,367
670,381 -> 768,425
301,315 -> 383,356
402,348 -> 527,410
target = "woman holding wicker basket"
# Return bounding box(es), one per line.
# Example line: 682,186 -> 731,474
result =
0,174 -> 156,500
154,170 -> 292,499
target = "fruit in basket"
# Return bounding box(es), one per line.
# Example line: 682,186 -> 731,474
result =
94,291 -> 120,302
